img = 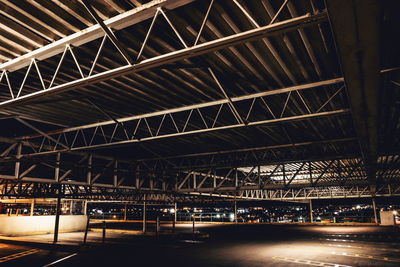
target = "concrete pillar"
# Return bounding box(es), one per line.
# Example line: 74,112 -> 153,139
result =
53,197 -> 61,243
309,199 -> 313,223
372,197 -> 378,224
124,203 -> 127,221
142,197 -> 147,233
30,199 -> 35,216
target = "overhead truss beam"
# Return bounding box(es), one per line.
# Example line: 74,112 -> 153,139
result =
0,0 -> 196,71
0,11 -> 327,109
11,78 -> 346,158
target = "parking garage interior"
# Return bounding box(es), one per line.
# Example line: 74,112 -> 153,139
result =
0,0 -> 399,266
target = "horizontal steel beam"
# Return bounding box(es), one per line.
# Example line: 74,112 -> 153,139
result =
21,77 -> 343,139
177,180 -> 371,192
15,109 -> 349,157
187,184 -> 400,200
137,137 -> 355,162
0,12 -> 327,109
0,0 -> 196,71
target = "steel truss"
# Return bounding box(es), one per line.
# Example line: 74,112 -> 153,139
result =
0,1 -> 398,202
8,78 -> 347,158
0,0 -> 327,108
228,184 -> 400,200
0,153 -> 399,200
0,179 -> 219,203
1,180 -> 399,201
174,156 -> 400,193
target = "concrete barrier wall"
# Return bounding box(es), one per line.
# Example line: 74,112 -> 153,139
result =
380,211 -> 396,226
0,215 -> 87,236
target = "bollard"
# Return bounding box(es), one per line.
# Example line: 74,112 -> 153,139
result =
102,220 -> 106,243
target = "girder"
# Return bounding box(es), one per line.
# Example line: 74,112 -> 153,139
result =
327,0 -> 382,192
0,11 -> 327,109
6,78 -> 347,158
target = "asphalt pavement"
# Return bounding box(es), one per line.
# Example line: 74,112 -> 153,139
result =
1,224 -> 399,266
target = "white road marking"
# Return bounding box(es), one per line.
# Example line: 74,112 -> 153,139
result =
42,253 -> 78,267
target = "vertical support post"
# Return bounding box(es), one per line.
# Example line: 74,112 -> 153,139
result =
102,220 -> 106,243
87,154 -> 92,184
124,203 -> 127,220
235,168 -> 238,187
143,195 -> 147,233
309,199 -> 314,223
113,160 -> 118,187
83,201 -> 88,215
55,153 -> 60,182
15,142 -> 22,178
30,199 -> 35,216
192,214 -> 195,234
173,202 -> 177,232
53,197 -> 61,243
213,170 -> 216,188
156,216 -> 160,235
70,200 -> 73,215
83,216 -> 90,245
234,200 -> 238,224
136,165 -> 140,189
372,197 -> 378,224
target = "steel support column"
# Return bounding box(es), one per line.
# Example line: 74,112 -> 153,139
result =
173,202 -> 177,232
372,197 -> 378,224
143,196 -> 147,233
30,199 -> 35,216
53,197 -> 61,243
234,200 -> 238,224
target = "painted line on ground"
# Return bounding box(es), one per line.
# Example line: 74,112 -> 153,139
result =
331,251 -> 400,262
0,249 -> 40,263
320,238 -> 400,246
42,253 -> 78,267
272,256 -> 353,267
327,243 -> 400,252
324,234 -> 400,240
